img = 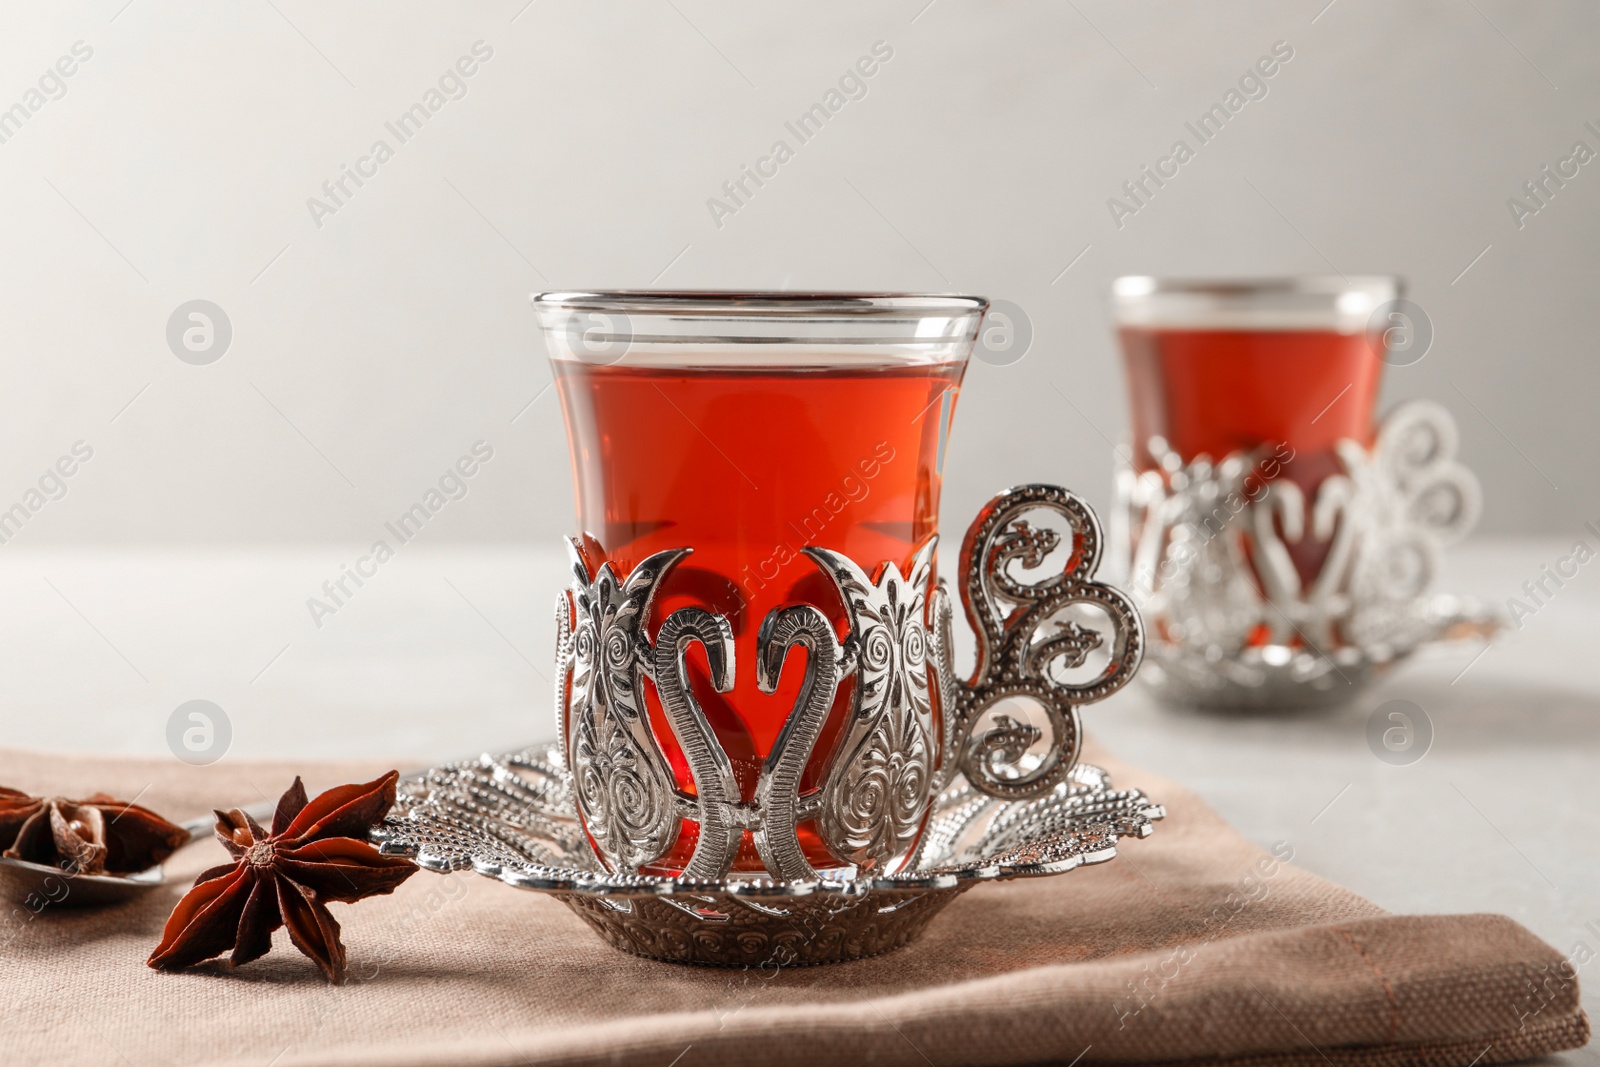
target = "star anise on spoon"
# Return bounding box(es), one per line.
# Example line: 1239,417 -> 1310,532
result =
148,771 -> 417,983
0,788 -> 188,875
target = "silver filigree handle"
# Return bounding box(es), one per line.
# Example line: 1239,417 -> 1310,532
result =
934,484 -> 1145,800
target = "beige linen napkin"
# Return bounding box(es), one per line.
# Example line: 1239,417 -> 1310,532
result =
0,741 -> 1585,1067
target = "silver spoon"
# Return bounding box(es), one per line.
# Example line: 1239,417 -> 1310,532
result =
0,800 -> 277,909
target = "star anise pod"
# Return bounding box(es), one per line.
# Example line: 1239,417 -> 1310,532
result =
147,771 -> 417,983
0,787 -> 188,875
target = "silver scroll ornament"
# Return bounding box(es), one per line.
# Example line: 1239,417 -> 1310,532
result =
935,484 -> 1144,800
1113,400 -> 1501,709
553,483 -> 1145,882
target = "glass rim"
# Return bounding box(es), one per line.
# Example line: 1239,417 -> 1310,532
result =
1112,275 -> 1400,300
533,291 -> 989,367
530,290 -> 989,317
1111,275 -> 1402,332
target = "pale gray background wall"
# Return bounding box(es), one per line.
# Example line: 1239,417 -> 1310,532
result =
0,0 -> 1595,554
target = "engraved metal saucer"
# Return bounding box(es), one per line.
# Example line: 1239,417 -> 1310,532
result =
372,744 -> 1163,967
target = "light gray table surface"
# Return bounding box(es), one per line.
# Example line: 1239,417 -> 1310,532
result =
1,537 -> 1593,1060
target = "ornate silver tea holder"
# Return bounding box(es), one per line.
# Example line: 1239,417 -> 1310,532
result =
1111,400 -> 1504,710
374,485 -> 1163,966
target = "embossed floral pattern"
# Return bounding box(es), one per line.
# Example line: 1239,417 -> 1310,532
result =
558,544 -> 684,872
806,542 -> 937,871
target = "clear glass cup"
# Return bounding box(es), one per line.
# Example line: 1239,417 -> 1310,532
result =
533,291 -> 986,875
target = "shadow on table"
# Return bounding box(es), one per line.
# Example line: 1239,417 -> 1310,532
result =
1141,674 -> 1600,753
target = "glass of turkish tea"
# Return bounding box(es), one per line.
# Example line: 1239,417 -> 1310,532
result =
1113,275 -> 1399,589
533,292 -> 984,876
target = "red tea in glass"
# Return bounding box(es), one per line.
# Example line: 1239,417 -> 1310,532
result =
1113,277 -> 1397,585
536,293 -> 983,875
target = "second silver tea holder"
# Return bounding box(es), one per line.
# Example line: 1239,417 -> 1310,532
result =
1113,400 -> 1504,709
